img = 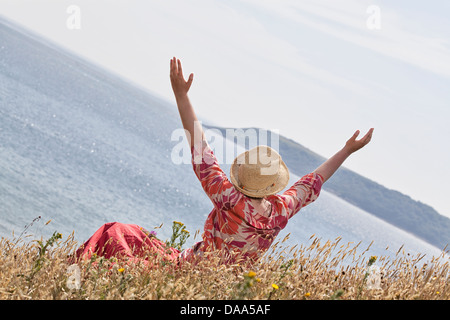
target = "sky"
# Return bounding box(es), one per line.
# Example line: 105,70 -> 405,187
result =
1,0 -> 450,217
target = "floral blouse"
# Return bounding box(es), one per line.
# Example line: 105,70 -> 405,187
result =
179,141 -> 323,263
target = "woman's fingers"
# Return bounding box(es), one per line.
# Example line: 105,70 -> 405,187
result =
177,58 -> 183,76
170,57 -> 187,81
345,128 -> 374,153
170,57 -> 179,76
170,57 -> 194,95
347,130 -> 360,144
170,57 -> 176,79
186,73 -> 194,89
352,128 -> 373,142
360,128 -> 374,145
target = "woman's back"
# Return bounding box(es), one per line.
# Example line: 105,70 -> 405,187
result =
180,141 -> 323,264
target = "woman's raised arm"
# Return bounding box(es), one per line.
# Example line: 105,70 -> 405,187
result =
170,57 -> 204,148
313,128 -> 374,183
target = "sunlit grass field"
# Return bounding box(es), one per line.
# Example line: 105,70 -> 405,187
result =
0,222 -> 448,300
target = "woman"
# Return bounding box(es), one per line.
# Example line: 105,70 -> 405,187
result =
75,57 -> 373,265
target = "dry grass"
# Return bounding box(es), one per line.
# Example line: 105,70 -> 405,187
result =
0,230 -> 448,300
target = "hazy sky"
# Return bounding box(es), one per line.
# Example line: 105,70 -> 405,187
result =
1,0 -> 450,217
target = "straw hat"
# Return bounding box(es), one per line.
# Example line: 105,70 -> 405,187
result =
230,146 -> 289,198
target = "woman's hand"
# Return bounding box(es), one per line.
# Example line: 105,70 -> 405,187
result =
314,128 -> 374,183
344,128 -> 374,154
170,57 -> 194,98
169,57 -> 202,148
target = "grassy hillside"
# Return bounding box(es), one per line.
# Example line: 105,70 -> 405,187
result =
206,125 -> 450,250
1,231 -> 448,300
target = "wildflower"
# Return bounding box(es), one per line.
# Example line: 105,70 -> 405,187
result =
167,221 -> 190,250
272,283 -> 279,290
368,256 -> 377,266
436,291 -> 440,295
247,271 -> 256,278
256,278 -> 261,283
304,292 -> 311,298
118,268 -> 125,273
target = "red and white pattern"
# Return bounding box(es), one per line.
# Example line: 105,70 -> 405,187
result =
180,142 -> 324,263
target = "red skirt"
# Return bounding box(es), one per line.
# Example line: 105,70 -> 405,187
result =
74,222 -> 180,263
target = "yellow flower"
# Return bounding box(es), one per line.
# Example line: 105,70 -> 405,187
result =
247,271 -> 256,278
436,291 -> 440,295
304,292 -> 311,297
118,268 -> 125,273
256,278 -> 262,283
272,283 -> 279,290
368,256 -> 377,266
174,221 -> 184,226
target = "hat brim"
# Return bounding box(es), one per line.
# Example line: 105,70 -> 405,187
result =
230,152 -> 290,198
